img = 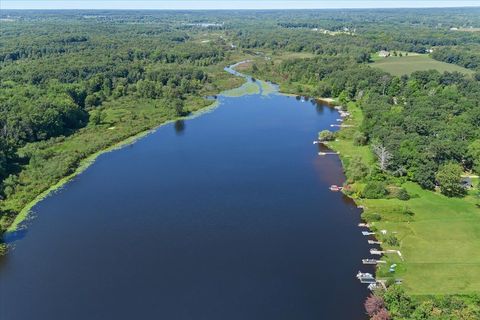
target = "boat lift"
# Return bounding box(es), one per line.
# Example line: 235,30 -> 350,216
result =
356,271 -> 376,284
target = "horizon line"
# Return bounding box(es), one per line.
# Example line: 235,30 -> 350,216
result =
3,1 -> 480,10
3,7 -> 480,11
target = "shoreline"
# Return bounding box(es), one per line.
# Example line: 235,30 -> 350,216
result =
7,101 -> 223,233
4,63 -> 249,236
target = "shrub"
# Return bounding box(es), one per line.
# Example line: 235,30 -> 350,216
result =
362,181 -> 388,199
353,131 -> 368,146
348,155 -> 369,182
371,308 -> 390,320
0,243 -> 7,255
318,130 -> 335,141
400,206 -> 414,217
396,188 -> 410,201
365,294 -> 385,317
363,212 -> 382,222
385,234 -> 400,247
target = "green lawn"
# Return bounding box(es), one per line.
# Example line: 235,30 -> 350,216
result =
328,102 -> 376,170
361,183 -> 480,295
372,54 -> 474,76
328,102 -> 480,296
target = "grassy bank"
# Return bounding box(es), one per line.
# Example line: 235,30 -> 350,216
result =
327,102 -> 480,296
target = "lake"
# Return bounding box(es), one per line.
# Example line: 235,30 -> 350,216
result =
0,67 -> 373,320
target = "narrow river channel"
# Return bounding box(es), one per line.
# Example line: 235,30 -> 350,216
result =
0,64 -> 373,320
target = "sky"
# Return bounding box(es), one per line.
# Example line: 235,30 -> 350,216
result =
2,0 -> 480,10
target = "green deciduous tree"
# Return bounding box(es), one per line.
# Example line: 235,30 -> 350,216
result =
318,130 -> 335,141
348,155 -> 369,182
467,140 -> 480,174
436,162 -> 465,197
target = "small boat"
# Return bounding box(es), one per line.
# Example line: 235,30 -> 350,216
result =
362,259 -> 378,265
370,249 -> 383,255
358,223 -> 370,227
313,140 -> 319,144
329,185 -> 343,191
362,231 -> 375,236
368,240 -> 382,245
356,271 -> 376,283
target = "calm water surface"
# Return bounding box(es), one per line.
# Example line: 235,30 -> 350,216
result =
0,70 -> 373,319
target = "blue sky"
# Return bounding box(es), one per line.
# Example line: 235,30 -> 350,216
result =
2,0 -> 479,10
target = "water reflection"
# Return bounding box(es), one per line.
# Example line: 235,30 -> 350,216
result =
174,120 -> 186,135
3,228 -> 28,243
315,103 -> 325,115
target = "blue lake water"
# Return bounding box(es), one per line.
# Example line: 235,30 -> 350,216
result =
0,73 -> 373,319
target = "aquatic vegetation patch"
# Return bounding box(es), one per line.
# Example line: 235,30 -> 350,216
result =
220,81 -> 260,97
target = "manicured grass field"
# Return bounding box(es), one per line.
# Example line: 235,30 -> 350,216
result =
329,102 -> 480,296
362,183 -> 480,295
373,54 -> 474,76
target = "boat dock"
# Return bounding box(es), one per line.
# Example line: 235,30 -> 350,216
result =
362,259 -> 387,265
330,124 -> 354,128
385,250 -> 404,261
318,152 -> 338,156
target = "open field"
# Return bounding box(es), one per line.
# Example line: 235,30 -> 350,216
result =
328,103 -> 480,296
373,54 -> 474,76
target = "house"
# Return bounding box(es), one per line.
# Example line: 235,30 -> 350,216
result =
378,50 -> 390,58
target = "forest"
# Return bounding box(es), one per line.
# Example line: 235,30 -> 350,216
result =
1,8 -> 480,320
